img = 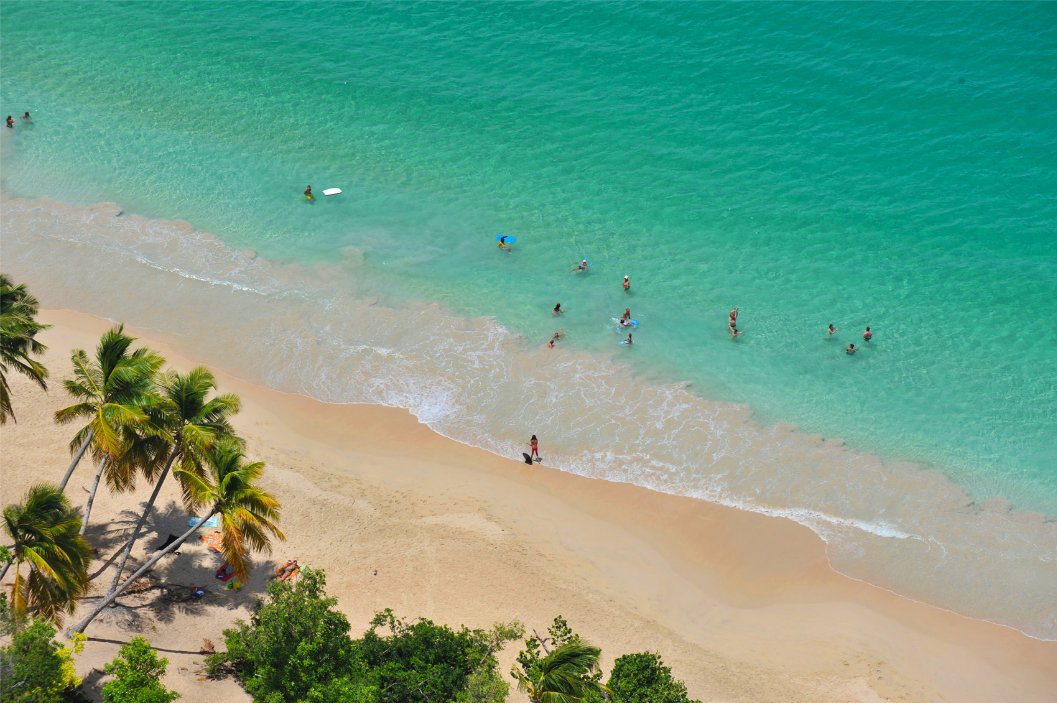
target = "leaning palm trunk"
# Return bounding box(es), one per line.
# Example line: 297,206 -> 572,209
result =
106,448 -> 178,597
79,457 -> 108,535
58,430 -> 94,491
0,559 -> 11,584
70,510 -> 215,634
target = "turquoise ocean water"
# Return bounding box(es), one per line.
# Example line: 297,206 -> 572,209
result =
2,2 -> 1056,637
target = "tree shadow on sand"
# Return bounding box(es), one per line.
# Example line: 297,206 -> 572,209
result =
79,499 -> 286,640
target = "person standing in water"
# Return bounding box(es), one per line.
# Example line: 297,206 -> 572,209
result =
863,326 -> 873,342
624,333 -> 633,345
530,435 -> 540,461
553,302 -> 563,316
5,116 -> 13,128
21,112 -> 31,122
828,323 -> 837,336
621,308 -> 631,322
304,185 -> 313,201
846,343 -> 857,355
623,275 -> 630,293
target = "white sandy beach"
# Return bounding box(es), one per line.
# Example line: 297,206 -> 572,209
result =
1,308 -> 1055,702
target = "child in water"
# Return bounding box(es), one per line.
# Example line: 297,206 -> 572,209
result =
304,185 -> 313,201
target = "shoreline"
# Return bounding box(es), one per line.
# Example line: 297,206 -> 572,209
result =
4,193 -> 1057,643
3,307 -> 1055,701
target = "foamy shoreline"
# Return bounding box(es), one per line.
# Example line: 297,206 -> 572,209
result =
3,307 -> 1056,701
4,193 -> 1057,642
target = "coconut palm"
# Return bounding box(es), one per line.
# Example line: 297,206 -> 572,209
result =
104,367 -> 240,598
0,274 -> 50,424
1,484 -> 92,626
71,440 -> 283,633
53,326 -> 164,533
512,642 -> 610,703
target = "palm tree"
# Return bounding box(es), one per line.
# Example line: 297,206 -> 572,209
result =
0,274 -> 50,424
512,642 -> 610,703
104,367 -> 240,598
71,440 -> 283,633
1,484 -> 92,626
53,325 -> 164,533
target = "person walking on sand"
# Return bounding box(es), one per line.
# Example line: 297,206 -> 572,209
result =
553,302 -> 563,316
863,326 -> 873,342
623,275 -> 630,293
530,435 -> 540,461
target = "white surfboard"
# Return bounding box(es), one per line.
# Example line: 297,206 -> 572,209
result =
323,188 -> 342,196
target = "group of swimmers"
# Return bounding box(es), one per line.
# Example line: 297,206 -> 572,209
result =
5,112 -> 32,129
829,324 -> 873,355
549,272 -> 635,347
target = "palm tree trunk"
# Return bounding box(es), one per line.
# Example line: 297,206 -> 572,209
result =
106,448 -> 178,598
0,559 -> 11,584
58,429 -> 94,492
79,457 -> 108,535
69,509 -> 216,635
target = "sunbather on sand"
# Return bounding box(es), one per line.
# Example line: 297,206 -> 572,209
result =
274,560 -> 299,581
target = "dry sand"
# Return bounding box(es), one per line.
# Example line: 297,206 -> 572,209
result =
2,308 -> 1055,702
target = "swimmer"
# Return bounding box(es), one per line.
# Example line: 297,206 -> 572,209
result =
304,185 -> 313,201
625,333 -> 633,345
530,435 -> 540,461
5,116 -> 13,128
621,308 -> 631,322
20,112 -> 30,122
552,328 -> 564,340
547,339 -> 555,349
553,302 -> 563,316
828,323 -> 837,336
729,306 -> 739,326
571,259 -> 589,273
846,343 -> 857,355
498,235 -> 509,250
729,323 -> 744,338
623,275 -> 630,293
863,326 -> 873,342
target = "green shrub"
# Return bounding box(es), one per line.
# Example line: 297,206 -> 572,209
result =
607,652 -> 699,703
0,618 -> 84,703
208,568 -> 367,703
101,637 -> 179,703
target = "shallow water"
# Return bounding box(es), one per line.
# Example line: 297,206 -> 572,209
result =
2,2 -> 1056,637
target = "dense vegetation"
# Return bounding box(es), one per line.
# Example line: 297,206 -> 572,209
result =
207,571 -> 698,703
207,568 -> 519,703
